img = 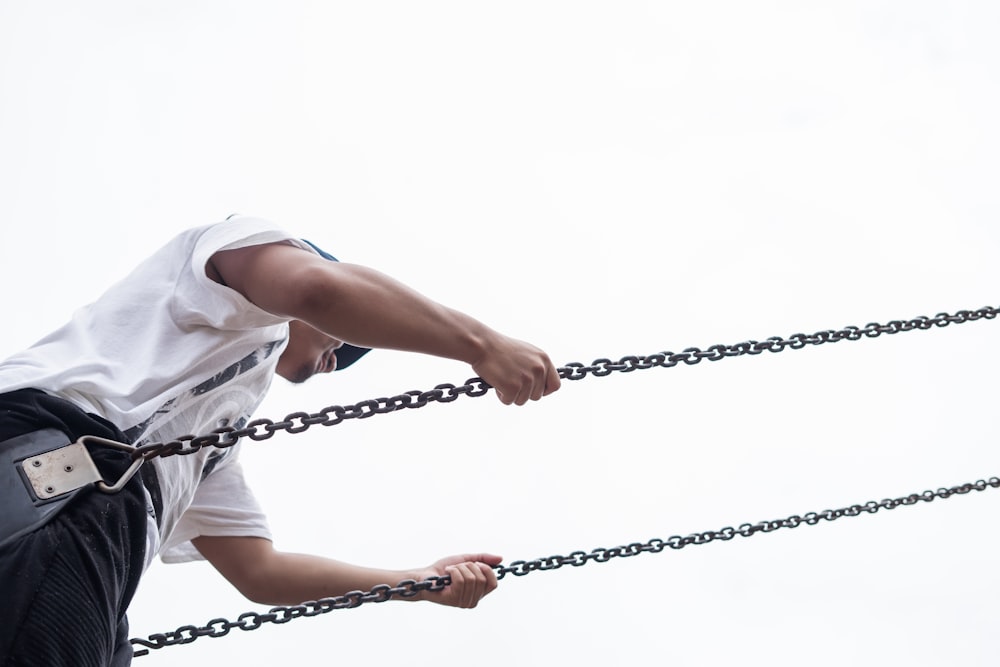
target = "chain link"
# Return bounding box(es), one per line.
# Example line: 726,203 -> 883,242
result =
131,577 -> 449,656
496,477 -> 1000,576
127,305 -> 1000,655
132,475 -> 1000,657
129,306 -> 999,463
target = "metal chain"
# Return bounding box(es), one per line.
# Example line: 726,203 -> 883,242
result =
131,475 -> 1000,657
127,305 -> 1000,656
129,305 -> 999,463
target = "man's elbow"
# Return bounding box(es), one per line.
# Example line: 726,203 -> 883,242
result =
231,571 -> 289,606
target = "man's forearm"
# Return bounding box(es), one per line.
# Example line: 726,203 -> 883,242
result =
192,536 -> 500,608
193,535 -> 419,605
245,551 -> 422,606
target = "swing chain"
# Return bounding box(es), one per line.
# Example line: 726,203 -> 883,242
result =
129,306 -> 999,463
132,475 -> 1000,657
561,306 -> 998,379
496,477 -> 1000,575
131,577 -> 450,655
127,305 -> 1000,655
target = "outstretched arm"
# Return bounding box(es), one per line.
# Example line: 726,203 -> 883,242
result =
192,535 -> 500,608
211,241 -> 560,404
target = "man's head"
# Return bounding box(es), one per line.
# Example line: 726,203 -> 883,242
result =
276,320 -> 345,383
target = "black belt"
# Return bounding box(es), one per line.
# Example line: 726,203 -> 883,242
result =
0,429 -> 162,550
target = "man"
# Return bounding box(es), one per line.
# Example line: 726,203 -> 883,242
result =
0,216 -> 561,666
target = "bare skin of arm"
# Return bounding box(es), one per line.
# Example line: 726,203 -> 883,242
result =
203,240 -> 557,608
210,242 -> 561,404
192,535 -> 500,608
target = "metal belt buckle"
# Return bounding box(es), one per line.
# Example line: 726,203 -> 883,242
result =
21,441 -> 103,499
20,435 -> 144,500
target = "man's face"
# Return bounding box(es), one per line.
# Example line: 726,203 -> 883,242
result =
276,320 -> 343,383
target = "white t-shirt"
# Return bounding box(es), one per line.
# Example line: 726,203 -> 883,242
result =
0,216 -> 317,566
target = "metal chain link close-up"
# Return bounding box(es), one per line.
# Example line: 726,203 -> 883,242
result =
129,305 -> 1000,657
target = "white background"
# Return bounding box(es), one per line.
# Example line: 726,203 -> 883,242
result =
2,2 -> 1000,665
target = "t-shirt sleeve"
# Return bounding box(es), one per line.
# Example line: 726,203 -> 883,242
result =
171,216 -> 321,332
159,459 -> 273,564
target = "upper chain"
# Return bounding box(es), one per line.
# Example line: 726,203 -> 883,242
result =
131,306 -> 999,462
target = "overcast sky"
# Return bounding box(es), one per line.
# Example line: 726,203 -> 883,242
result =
3,2 -> 1000,665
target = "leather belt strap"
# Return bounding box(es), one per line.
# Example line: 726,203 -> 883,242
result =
0,429 -> 162,550
1,429 -> 84,549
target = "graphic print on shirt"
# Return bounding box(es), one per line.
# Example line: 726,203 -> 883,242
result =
123,340 -> 283,478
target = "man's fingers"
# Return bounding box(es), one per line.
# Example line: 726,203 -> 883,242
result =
479,562 -> 499,596
530,361 -> 556,401
497,363 -> 556,406
447,563 -> 474,608
544,363 -> 562,396
445,562 -> 498,608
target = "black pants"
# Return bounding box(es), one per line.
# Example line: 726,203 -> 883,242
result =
0,390 -> 148,667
